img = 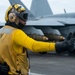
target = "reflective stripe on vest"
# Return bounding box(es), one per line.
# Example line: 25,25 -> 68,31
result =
0,27 -> 14,34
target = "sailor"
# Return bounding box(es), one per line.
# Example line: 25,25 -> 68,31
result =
0,4 -> 75,75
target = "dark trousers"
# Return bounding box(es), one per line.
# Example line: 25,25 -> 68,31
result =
0,72 -> 8,75
0,63 -> 9,75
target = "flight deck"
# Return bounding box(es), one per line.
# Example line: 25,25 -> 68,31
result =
29,51 -> 75,75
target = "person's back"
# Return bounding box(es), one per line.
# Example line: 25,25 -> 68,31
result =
0,26 -> 30,75
0,26 -> 16,75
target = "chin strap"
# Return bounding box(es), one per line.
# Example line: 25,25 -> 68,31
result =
5,21 -> 18,28
18,22 -> 25,29
5,21 -> 25,29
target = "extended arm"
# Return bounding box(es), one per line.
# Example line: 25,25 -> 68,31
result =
12,29 -> 55,52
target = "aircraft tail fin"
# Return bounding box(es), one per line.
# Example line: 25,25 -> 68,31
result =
30,0 -> 53,18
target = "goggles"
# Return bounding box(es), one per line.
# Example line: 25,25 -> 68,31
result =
18,12 -> 28,21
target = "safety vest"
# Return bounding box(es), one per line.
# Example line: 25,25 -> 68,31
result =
0,26 -> 29,75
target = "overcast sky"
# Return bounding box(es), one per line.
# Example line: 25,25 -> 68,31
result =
0,0 -> 75,22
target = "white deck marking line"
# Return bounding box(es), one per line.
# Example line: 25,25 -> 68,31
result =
30,72 -> 44,75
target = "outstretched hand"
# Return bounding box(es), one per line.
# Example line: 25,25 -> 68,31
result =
56,32 -> 75,53
66,32 -> 75,51
66,38 -> 75,51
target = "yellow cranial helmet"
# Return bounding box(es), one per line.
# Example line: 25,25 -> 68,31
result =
5,4 -> 28,21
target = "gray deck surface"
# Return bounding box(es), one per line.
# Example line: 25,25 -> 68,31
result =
29,51 -> 75,75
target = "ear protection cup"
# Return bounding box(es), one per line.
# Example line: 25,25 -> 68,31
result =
8,12 -> 17,22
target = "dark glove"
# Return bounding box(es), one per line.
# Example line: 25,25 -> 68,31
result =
0,63 -> 9,75
55,38 -> 75,53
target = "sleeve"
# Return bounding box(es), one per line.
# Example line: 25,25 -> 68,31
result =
12,29 -> 56,52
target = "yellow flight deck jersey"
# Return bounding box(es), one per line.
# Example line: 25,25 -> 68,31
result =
0,26 -> 56,75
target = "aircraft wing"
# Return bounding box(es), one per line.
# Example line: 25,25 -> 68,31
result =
1,18 -> 75,27
0,22 -> 5,27
57,18 -> 75,25
26,18 -> 75,26
26,19 -> 64,26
